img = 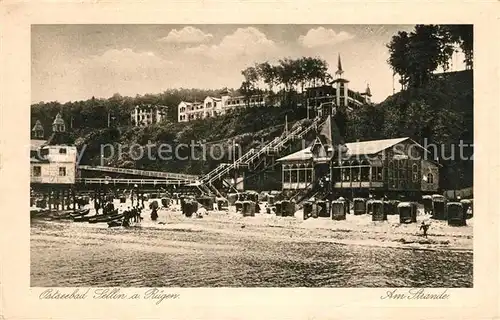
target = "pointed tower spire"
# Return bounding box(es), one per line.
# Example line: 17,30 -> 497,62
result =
52,112 -> 66,133
32,120 -> 45,139
335,54 -> 344,77
365,83 -> 372,97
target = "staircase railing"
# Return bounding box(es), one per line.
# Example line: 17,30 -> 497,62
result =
201,116 -> 323,194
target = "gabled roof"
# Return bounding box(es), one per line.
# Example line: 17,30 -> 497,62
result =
32,120 -> 44,132
277,137 -> 419,162
30,157 -> 49,163
205,96 -> 222,101
30,139 -> 47,151
344,137 -> 408,156
277,147 -> 313,162
53,113 -> 65,125
45,132 -> 74,146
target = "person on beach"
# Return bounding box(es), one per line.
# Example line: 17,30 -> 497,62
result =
130,207 -> 137,222
121,208 -> 130,227
94,200 -> 101,215
420,221 -> 430,238
138,207 -> 143,221
151,207 -> 158,221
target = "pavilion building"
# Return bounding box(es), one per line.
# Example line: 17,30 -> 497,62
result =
276,114 -> 440,199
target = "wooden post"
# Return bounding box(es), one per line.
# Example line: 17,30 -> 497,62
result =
72,188 -> 76,210
93,189 -> 98,213
48,189 -> 52,211
67,188 -> 72,210
60,189 -> 64,211
55,189 -> 59,211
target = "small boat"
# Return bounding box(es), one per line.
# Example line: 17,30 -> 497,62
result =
30,209 -> 50,218
101,213 -> 124,223
73,216 -> 90,222
49,210 -> 75,220
70,209 -> 91,218
89,213 -> 123,224
88,210 -> 119,223
107,220 -> 123,228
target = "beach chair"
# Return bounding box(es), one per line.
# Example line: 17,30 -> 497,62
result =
431,195 -> 447,220
371,200 -> 386,221
353,198 -> 367,215
242,201 -> 256,217
398,202 -> 416,224
316,200 -> 329,218
331,200 -> 347,220
447,202 -> 466,226
422,195 -> 433,215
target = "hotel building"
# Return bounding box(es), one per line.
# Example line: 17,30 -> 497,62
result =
178,89 -> 268,122
131,105 -> 168,126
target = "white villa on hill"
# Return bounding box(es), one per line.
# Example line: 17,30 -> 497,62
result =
131,105 -> 168,127
178,89 -> 269,122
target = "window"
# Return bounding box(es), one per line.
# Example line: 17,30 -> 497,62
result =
298,168 -> 304,183
284,169 -> 291,183
305,168 -> 312,182
341,168 -> 350,182
291,168 -> 298,183
59,148 -> 67,154
427,173 -> 434,184
33,166 -> 41,177
59,167 -> 66,176
412,164 -> 419,182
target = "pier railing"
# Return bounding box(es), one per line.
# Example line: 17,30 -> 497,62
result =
76,177 -> 198,186
78,165 -> 198,181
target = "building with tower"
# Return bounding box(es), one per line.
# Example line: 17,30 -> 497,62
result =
305,54 -> 373,115
178,88 -> 270,122
30,113 -> 77,185
32,120 -> 45,139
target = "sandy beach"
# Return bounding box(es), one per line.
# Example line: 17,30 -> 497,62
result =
32,198 -> 473,252
29,198 -> 473,287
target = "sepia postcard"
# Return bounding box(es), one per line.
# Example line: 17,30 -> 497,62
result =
1,1 -> 499,319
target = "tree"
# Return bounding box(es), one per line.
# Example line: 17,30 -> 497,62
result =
439,25 -> 473,69
388,24 -> 472,90
387,31 -> 412,90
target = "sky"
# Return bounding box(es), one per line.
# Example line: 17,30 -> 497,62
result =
31,24 -> 466,104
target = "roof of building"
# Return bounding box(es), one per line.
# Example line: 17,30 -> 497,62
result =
30,157 -> 49,163
52,113 -> 65,125
135,104 -> 168,110
30,139 -> 47,151
179,101 -> 202,106
32,120 -> 44,131
205,96 -> 222,101
331,78 -> 350,84
277,137 -> 414,162
45,132 -> 74,146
